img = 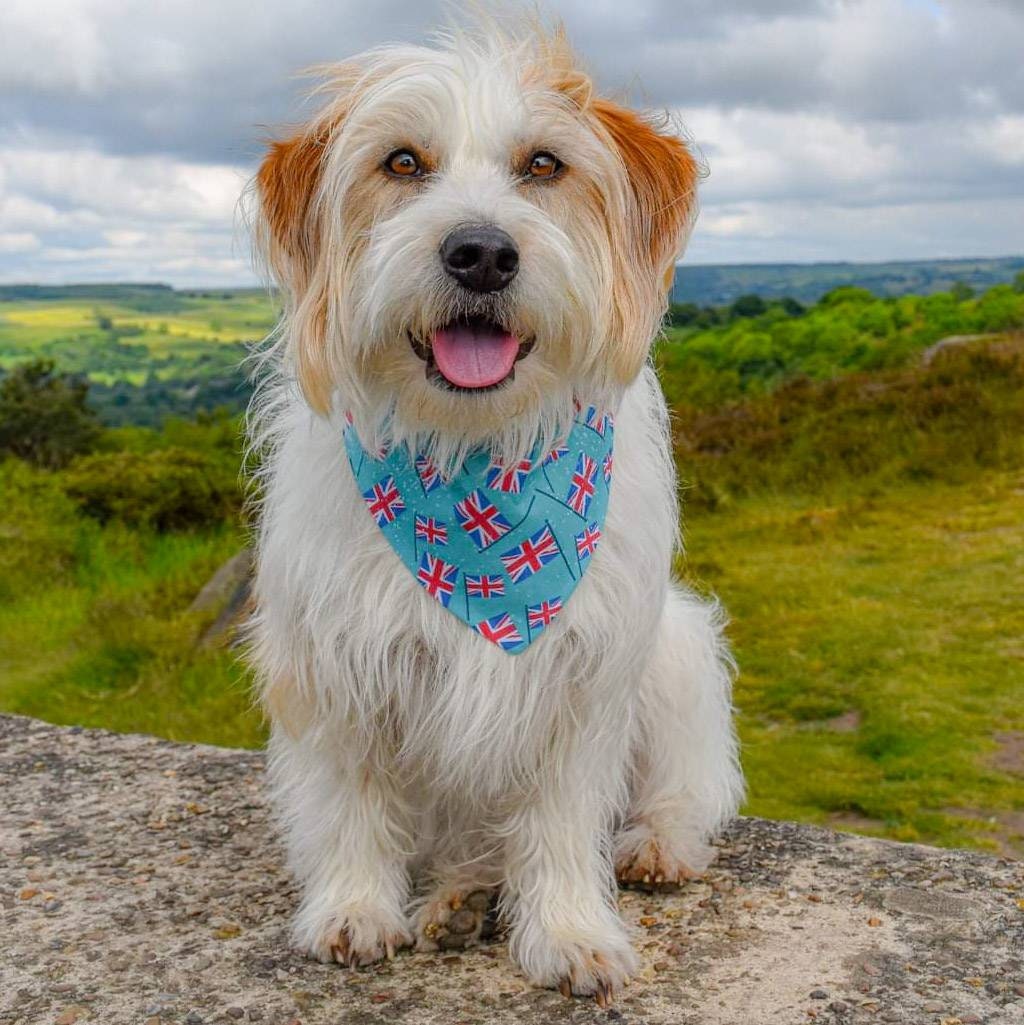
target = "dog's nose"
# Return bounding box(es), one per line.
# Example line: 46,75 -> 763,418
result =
440,225 -> 519,293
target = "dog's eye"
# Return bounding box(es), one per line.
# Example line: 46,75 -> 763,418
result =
385,150 -> 421,178
525,152 -> 562,180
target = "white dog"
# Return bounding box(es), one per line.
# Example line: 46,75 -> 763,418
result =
247,18 -> 742,1004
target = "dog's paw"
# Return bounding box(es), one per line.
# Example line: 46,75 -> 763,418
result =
297,904 -> 413,967
414,888 -> 493,952
615,833 -> 708,891
513,916 -> 637,1006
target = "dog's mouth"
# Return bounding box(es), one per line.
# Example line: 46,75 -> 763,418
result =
409,317 -> 535,392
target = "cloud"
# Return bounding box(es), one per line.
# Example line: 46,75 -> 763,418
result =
0,0 -> 1022,284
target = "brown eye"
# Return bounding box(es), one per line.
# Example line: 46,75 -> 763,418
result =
526,152 -> 562,180
385,149 -> 421,177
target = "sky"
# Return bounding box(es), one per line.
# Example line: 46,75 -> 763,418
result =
1,0 -> 1022,286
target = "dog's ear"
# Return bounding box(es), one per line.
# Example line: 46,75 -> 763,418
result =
256,129 -> 335,413
592,99 -> 698,281
256,129 -> 329,287
591,99 -> 699,382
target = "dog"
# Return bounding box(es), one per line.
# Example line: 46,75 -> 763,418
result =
246,17 -> 742,1004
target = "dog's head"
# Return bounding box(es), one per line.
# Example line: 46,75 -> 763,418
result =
255,25 -> 698,466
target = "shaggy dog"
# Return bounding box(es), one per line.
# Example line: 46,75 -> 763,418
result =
247,19 -> 742,1004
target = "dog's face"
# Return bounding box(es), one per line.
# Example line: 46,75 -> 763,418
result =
256,30 -> 697,466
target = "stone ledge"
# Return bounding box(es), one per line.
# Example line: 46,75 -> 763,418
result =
1,714 -> 1021,1025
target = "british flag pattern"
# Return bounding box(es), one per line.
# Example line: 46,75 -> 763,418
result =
485,458 -> 532,494
453,489 -> 513,549
414,514 -> 448,546
574,523 -> 602,563
465,573 -> 505,598
343,400 -> 614,654
474,612 -> 523,651
527,597 -> 563,635
499,525 -> 561,584
362,475 -> 406,526
416,552 -> 459,607
566,453 -> 598,517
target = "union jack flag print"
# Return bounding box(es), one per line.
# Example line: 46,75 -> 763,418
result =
454,489 -> 512,549
575,523 -> 602,561
363,475 -> 405,526
344,394 -> 615,655
414,514 -> 448,546
542,443 -> 569,465
566,454 -> 598,516
527,597 -> 563,631
583,405 -> 612,437
500,525 -> 561,583
485,458 -> 532,494
474,612 -> 523,651
416,552 -> 458,607
415,454 -> 443,494
465,573 -> 505,598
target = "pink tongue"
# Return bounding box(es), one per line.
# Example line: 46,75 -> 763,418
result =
431,322 -> 520,389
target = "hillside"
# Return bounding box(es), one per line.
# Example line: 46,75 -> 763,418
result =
3,273 -> 1023,427
0,287 -> 275,426
671,255 -> 1024,306
1,293 -> 1021,854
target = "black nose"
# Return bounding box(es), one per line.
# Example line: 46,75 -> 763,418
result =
440,224 -> 519,293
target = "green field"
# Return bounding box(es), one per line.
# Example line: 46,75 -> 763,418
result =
1,279 -> 1022,856
0,286 -> 276,425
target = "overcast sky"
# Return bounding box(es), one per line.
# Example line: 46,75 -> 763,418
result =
1,0 -> 1022,286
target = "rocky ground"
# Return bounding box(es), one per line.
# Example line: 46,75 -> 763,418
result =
1,714 -> 1022,1025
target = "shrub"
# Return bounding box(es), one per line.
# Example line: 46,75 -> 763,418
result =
674,340 -> 1024,508
0,359 -> 102,468
0,459 -> 83,601
62,447 -> 241,530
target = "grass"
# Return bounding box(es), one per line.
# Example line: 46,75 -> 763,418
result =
0,514 -> 263,748
1,459 -> 1017,853
681,473 -> 1024,853
0,302 -> 1021,855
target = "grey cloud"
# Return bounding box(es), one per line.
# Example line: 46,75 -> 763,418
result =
3,1 -> 1022,166
0,0 -> 1022,284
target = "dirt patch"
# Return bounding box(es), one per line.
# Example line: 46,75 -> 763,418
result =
991,731 -> 1024,776
828,811 -> 885,835
944,805 -> 1024,860
826,710 -> 862,733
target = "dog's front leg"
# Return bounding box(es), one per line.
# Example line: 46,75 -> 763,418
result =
268,727 -> 414,966
502,756 -> 638,1003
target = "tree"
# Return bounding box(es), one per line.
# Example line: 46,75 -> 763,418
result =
950,280 -> 975,302
0,360 -> 102,468
667,302 -> 700,327
1013,270 -> 1024,294
730,294 -> 767,319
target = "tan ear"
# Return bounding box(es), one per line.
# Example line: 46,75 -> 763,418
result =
591,99 -> 698,278
256,129 -> 328,284
256,128 -> 335,413
590,99 -> 698,381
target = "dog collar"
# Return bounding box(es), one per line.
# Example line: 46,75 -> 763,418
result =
343,406 -> 614,653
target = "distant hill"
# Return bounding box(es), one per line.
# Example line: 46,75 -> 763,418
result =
672,256 -> 1024,306
0,283 -> 265,314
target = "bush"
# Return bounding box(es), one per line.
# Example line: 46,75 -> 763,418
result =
0,359 -> 102,468
0,459 -> 83,601
674,340 -> 1024,508
62,448 -> 241,530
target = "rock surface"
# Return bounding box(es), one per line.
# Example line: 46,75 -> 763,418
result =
1,714 -> 1022,1025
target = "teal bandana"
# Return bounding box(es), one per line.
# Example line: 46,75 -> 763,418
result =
343,405 -> 614,653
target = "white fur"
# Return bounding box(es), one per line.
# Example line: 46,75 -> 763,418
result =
247,24 -> 742,998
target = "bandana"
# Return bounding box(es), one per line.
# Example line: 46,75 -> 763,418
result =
343,405 -> 614,653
